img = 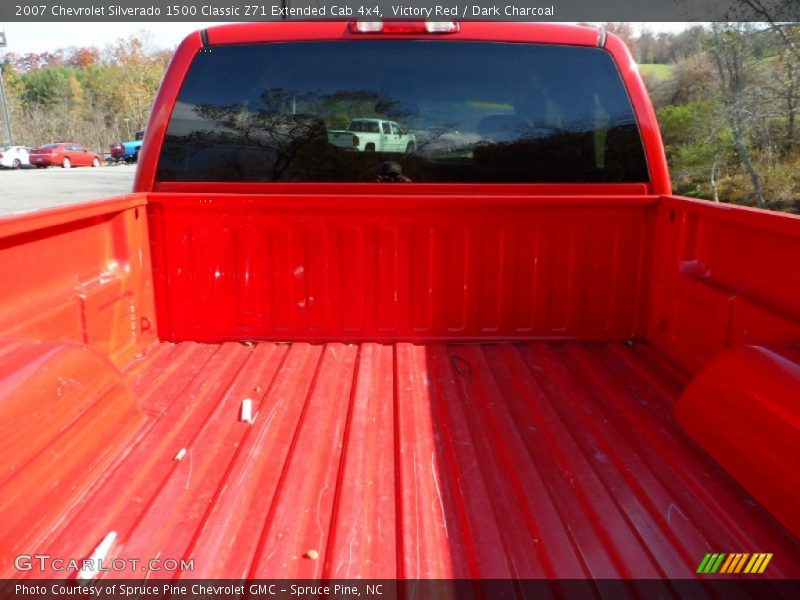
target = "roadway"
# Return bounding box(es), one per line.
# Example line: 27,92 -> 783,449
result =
0,163 -> 137,216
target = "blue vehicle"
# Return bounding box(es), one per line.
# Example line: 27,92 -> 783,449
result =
109,129 -> 144,163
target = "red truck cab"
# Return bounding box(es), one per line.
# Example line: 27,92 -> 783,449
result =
0,22 -> 798,583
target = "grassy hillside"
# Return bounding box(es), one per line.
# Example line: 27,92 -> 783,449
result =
638,63 -> 675,81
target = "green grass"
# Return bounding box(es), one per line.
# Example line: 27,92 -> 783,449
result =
638,63 -> 675,81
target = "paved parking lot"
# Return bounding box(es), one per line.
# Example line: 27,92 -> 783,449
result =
0,164 -> 137,216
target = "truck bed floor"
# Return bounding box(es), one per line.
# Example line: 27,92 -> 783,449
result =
34,342 -> 800,579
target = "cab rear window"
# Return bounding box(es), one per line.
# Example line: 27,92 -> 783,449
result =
156,41 -> 649,183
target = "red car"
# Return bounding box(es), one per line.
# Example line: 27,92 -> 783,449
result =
28,142 -> 102,169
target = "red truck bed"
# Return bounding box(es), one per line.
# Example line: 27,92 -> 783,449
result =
2,192 -> 799,579
20,339 -> 799,580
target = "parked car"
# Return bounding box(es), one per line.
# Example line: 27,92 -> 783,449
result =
0,146 -> 32,169
328,118 -> 416,153
28,142 -> 102,168
109,129 -> 145,163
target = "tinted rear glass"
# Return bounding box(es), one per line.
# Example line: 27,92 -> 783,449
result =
157,41 -> 648,183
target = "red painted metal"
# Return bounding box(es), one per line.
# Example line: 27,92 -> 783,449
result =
133,30 -> 203,194
7,341 -> 799,580
604,32 -> 671,195
0,339 -> 145,574
647,195 -> 800,373
146,193 -> 656,342
205,21 -> 601,47
0,195 -> 157,368
675,344 -> 800,540
152,181 -> 651,196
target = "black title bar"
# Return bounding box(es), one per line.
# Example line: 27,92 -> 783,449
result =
3,580 -> 800,600
3,0 -> 800,22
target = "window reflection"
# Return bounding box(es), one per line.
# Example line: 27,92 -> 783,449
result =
157,41 -> 649,183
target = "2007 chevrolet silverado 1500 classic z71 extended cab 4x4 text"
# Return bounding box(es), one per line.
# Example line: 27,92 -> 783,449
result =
0,21 -> 798,582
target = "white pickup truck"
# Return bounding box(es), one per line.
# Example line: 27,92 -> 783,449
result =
328,118 -> 416,153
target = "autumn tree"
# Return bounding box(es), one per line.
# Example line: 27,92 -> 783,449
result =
67,47 -> 100,69
706,23 -> 767,207
4,32 -> 169,151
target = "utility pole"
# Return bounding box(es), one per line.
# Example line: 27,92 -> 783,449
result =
0,23 -> 12,145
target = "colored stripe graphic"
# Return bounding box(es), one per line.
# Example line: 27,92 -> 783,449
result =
720,554 -> 735,573
701,552 -> 773,574
758,554 -> 773,573
707,553 -> 720,573
735,553 -> 750,573
697,554 -> 712,573
697,553 -> 726,573
732,554 -> 744,573
730,553 -> 740,573
749,554 -> 765,573
744,554 -> 760,573
725,553 -> 741,573
710,553 -> 726,573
